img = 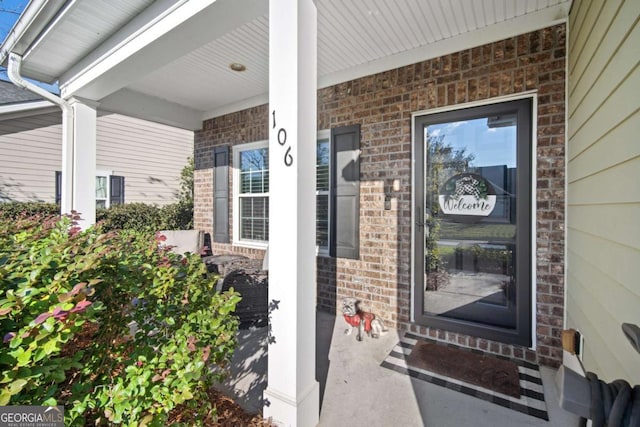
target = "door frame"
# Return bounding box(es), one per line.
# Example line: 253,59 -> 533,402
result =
410,92 -> 538,348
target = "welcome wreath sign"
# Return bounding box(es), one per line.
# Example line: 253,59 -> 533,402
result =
438,173 -> 496,220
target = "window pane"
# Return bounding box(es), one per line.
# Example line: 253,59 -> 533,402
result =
96,176 -> 107,198
240,148 -> 269,194
317,139 -> 330,191
240,196 -> 269,241
251,171 -> 264,193
240,171 -> 251,193
96,200 -> 106,210
423,111 -> 519,326
316,138 -> 330,249
316,194 -> 329,247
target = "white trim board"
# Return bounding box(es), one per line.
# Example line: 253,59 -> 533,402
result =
0,100 -> 57,121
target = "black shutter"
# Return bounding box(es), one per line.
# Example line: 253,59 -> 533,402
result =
110,176 -> 125,205
213,146 -> 229,243
330,125 -> 360,259
55,171 -> 61,205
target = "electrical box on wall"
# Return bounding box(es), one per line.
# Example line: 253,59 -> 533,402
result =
561,329 -> 582,357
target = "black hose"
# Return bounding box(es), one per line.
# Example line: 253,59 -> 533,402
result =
586,372 -> 639,427
609,381 -> 631,427
602,380 -> 613,421
589,372 -> 605,427
629,385 -> 640,427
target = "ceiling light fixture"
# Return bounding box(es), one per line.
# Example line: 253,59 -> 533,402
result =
229,63 -> 246,72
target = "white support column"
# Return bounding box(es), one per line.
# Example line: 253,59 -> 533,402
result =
60,106 -> 73,215
264,0 -> 319,426
67,98 -> 97,228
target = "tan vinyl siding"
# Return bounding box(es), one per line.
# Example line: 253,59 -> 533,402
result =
0,112 -> 193,206
567,0 -> 640,384
96,114 -> 192,205
0,112 -> 62,202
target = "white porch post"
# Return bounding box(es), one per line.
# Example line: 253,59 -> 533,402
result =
60,106 -> 73,215
264,0 -> 319,426
63,98 -> 97,228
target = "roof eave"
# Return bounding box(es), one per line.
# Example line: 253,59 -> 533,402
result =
0,100 -> 57,121
0,0 -> 68,71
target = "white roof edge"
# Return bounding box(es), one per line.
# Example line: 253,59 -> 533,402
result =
0,0 -> 67,67
0,99 -> 55,114
58,0 -> 266,101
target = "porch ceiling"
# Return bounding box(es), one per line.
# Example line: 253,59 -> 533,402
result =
2,0 -> 571,129
19,0 -> 156,83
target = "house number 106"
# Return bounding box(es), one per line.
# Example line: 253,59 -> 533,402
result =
272,110 -> 293,167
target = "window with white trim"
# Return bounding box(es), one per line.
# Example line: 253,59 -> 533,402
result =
316,131 -> 331,252
227,126 -> 360,257
233,142 -> 269,245
95,175 -> 109,209
55,170 -> 123,208
232,135 -> 332,251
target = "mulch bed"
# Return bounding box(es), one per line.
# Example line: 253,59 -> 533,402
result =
168,388 -> 273,426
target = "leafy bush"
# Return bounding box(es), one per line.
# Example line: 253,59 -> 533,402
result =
97,201 -> 193,232
160,201 -> 193,230
0,200 -> 194,232
438,243 -> 512,275
0,214 -> 240,425
160,156 -> 195,230
0,214 -> 100,407
0,202 -> 59,220
179,157 -> 194,206
96,202 -> 163,232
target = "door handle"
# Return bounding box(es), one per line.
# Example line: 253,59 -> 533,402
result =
416,212 -> 430,227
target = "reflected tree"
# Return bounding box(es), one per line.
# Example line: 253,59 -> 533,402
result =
425,132 -> 475,290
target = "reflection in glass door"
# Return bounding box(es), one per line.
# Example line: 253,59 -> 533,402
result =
413,99 -> 532,346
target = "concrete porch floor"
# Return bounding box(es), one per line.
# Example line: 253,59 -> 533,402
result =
215,311 -> 581,426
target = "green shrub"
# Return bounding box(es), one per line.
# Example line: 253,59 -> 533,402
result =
0,215 -> 240,425
0,199 -> 194,232
438,244 -> 512,275
0,202 -> 59,220
0,214 -> 99,408
160,201 -> 193,230
97,202 -> 163,232
179,157 -> 194,206
97,201 -> 194,232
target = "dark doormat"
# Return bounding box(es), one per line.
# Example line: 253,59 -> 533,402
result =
406,341 -> 521,398
382,333 -> 549,421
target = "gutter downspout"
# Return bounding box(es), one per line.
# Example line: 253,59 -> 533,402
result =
7,52 -> 73,215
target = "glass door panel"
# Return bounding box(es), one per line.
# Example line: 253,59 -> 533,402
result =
414,99 -> 532,346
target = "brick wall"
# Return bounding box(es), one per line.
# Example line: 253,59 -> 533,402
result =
194,24 -> 566,367
195,105 -> 269,259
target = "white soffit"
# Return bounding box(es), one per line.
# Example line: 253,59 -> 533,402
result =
21,0 -> 155,83
128,15 -> 269,113
317,0 -> 568,79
